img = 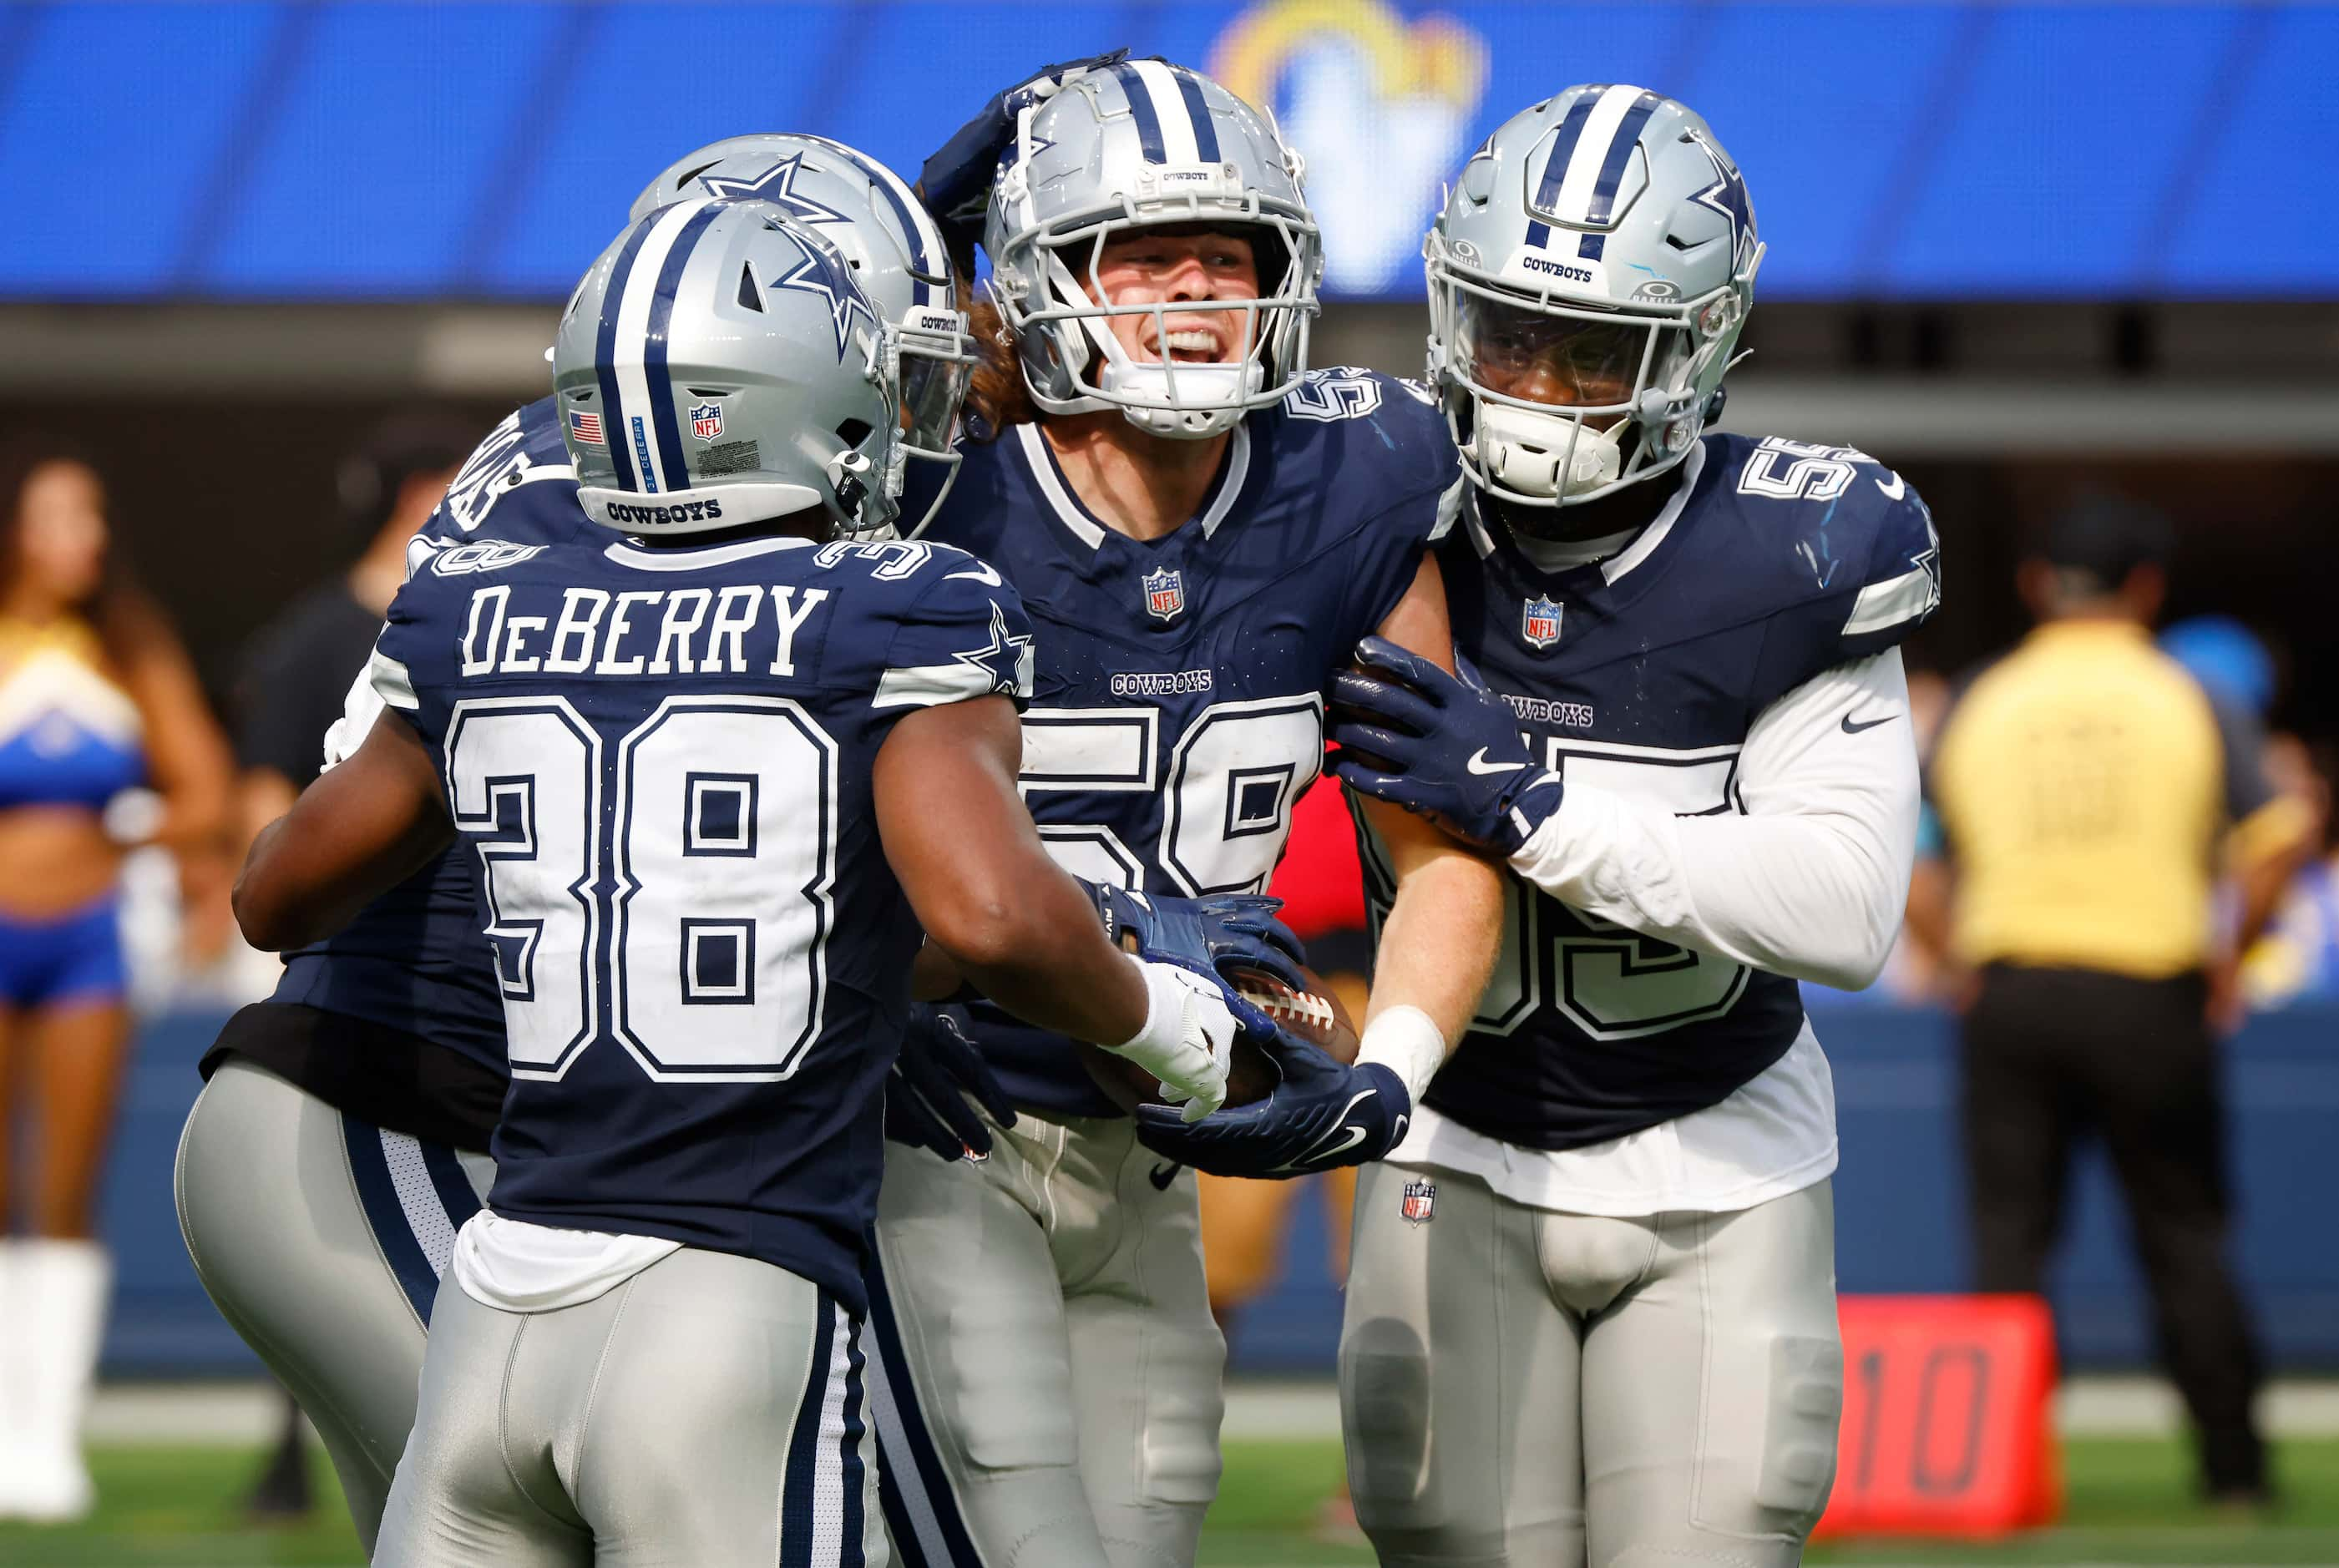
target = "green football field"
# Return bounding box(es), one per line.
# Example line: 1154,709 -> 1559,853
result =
1,1436 -> 2332,1567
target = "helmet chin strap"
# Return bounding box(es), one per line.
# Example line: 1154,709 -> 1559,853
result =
1468,372 -> 1710,503
1472,402 -> 1628,499
1097,359 -> 1260,439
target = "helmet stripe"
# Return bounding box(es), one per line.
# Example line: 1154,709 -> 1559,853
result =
807,135 -> 941,306
1584,91 -> 1663,225
601,198 -> 716,494
1172,68 -> 1223,164
1525,87 -> 1602,249
1547,84 -> 1653,228
643,201 -> 728,492
1130,59 -> 1202,163
593,214 -> 665,493
1112,60 -> 1169,162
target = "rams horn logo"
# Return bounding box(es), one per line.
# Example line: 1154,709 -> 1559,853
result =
1212,0 -> 1487,295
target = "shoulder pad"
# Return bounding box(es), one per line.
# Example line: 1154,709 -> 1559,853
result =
1277,368 -> 1459,537
431,398 -> 584,543
853,549 -> 1035,713
1700,433 -> 1942,694
806,536 -> 1001,588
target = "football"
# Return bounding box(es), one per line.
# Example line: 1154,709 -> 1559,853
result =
1078,963 -> 1361,1113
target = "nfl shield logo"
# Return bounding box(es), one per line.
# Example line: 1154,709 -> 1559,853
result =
689,402 -> 724,442
1521,595 -> 1564,650
1400,1179 -> 1437,1225
1142,566 -> 1185,622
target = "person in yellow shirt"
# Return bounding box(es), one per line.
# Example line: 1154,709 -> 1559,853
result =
1922,497 -> 2314,1508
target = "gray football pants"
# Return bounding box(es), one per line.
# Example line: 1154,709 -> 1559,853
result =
1341,1167 -> 1844,1568
376,1246 -> 883,1567
173,1058 -> 490,1555
868,1112 -> 1224,1568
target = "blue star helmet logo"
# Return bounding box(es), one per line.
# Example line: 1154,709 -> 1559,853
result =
951,601 -> 1033,698
771,227 -> 879,362
1685,128 -> 1756,276
695,153 -> 851,226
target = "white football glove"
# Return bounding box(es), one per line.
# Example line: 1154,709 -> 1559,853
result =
1105,958 -> 1240,1122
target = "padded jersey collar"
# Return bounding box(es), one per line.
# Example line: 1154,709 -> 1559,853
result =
1011,420 -> 1253,552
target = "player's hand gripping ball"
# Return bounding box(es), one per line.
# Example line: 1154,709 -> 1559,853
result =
1081,960 -> 1360,1112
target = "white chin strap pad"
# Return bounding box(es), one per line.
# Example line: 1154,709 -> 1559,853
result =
1098,360 -> 1262,440
1475,402 -> 1624,498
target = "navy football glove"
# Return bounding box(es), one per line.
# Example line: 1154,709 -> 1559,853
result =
1083,883 -> 1310,994
916,48 -> 1132,276
1132,1030 -> 1410,1178
884,1004 -> 1018,1162
1329,635 -> 1565,857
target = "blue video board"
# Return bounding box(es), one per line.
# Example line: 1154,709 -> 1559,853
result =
0,1 -> 2331,301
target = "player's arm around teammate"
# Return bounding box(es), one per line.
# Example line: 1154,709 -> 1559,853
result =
1132,558 -> 1507,1178
855,57 -> 1505,1568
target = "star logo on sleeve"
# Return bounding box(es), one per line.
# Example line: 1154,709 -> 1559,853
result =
771,228 -> 879,362
951,601 -> 1034,699
1911,524 -> 1942,612
696,153 -> 850,227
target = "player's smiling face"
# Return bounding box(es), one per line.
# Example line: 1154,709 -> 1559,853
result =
1088,225 -> 1261,369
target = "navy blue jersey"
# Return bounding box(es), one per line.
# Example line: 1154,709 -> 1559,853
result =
270,399 -> 583,1082
1384,433 -> 1941,1151
370,525 -> 1030,1308
925,368 -> 1457,1115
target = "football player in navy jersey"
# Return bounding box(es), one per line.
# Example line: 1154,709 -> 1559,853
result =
173,136 -> 1032,1553
870,61 -> 1504,1568
1310,88 -> 1942,1566
231,202 -> 1288,1566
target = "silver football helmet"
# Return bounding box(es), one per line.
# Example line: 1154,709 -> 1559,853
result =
554,200 -> 900,538
630,134 -> 973,534
1427,85 -> 1763,507
984,60 -> 1323,439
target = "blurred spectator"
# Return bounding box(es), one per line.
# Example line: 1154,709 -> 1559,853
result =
2241,738 -> 2339,1008
220,412 -> 470,1520
2160,615 -> 2278,721
1922,496 -> 2315,1507
0,441 -> 232,1521
234,413 -> 473,827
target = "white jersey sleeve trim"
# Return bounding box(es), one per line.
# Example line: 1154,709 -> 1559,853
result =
1429,474 -> 1465,543
1842,562 -> 1939,636
366,647 -> 418,716
872,662 -> 1000,711
1508,648 -> 1920,992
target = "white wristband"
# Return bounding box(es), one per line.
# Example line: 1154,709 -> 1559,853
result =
1112,953 -> 1179,1056
1356,1005 -> 1448,1105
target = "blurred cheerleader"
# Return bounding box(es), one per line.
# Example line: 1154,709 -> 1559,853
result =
0,441 -> 231,1520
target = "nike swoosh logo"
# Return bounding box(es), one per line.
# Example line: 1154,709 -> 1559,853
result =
1149,1161 -> 1183,1191
1841,711 -> 1899,735
1874,472 -> 1906,501
1466,749 -> 1527,776
1270,1090 -> 1378,1174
